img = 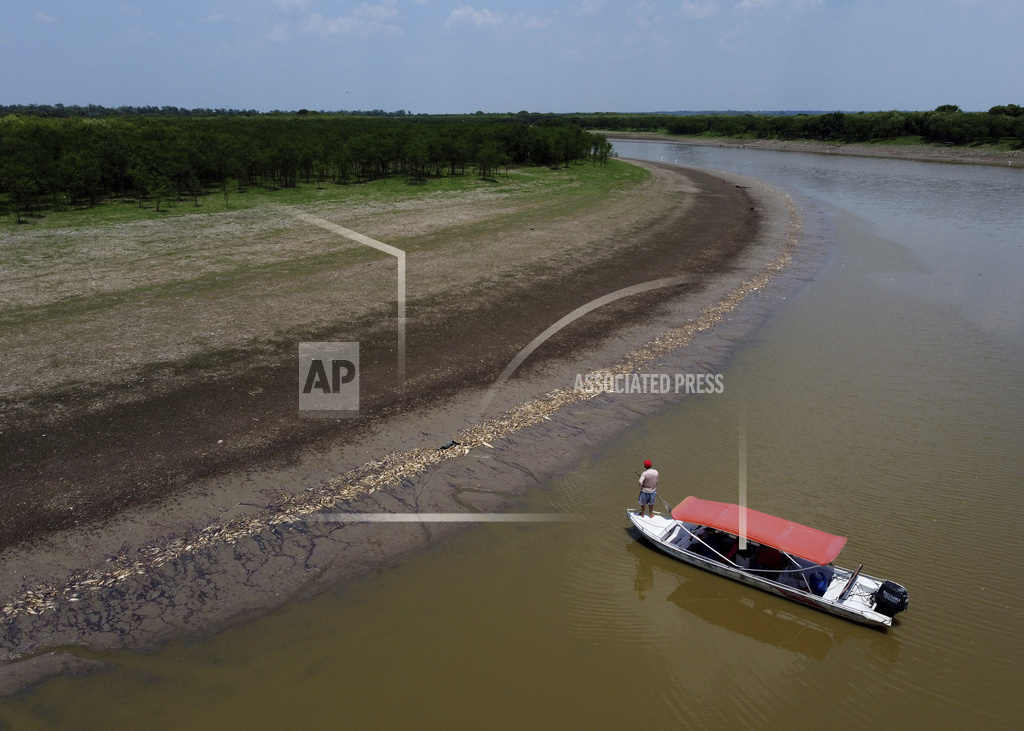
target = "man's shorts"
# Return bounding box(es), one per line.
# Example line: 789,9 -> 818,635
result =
638,491 -> 656,506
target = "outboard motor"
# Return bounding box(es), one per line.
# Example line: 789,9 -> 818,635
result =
873,580 -> 909,617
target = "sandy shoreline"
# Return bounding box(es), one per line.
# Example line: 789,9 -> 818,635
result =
608,131 -> 1024,167
0,162 -> 827,693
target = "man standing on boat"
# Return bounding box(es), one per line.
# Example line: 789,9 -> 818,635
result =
637,460 -> 659,519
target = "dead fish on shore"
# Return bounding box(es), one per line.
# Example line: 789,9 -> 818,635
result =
437,439 -> 460,451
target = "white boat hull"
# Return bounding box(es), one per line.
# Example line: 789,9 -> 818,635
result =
628,510 -> 899,628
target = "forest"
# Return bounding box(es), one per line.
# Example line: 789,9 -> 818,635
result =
0,114 -> 612,222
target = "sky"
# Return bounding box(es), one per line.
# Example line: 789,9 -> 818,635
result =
2,0 -> 1022,114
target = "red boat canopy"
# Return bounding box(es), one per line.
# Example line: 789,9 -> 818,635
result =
671,496 -> 848,565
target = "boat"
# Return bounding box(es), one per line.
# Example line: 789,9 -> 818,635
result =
627,496 -> 909,628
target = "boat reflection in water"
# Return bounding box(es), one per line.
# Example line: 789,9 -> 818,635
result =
625,534 -> 901,663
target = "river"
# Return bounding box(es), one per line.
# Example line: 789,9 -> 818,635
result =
1,141 -> 1021,729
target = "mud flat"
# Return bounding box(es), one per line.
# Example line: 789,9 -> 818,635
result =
0,160 -> 827,693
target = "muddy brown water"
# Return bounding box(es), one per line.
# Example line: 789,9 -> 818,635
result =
1,144 -> 1022,729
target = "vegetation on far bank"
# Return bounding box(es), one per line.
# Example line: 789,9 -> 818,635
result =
0,115 -> 613,225
567,105 -> 1024,149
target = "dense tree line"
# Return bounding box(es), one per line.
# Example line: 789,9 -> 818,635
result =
564,106 -> 1024,147
0,104 -> 419,119
0,104 -> 259,119
0,115 -> 610,222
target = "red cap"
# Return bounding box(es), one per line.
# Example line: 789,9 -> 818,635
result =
644,460 -> 652,468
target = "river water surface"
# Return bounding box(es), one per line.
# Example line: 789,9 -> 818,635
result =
2,143 -> 1022,729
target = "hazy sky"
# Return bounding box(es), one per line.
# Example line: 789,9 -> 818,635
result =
3,0 -> 1021,113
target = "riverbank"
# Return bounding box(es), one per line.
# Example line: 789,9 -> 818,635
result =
0,160 -> 823,693
0,160 -> 653,548
608,131 -> 1023,167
